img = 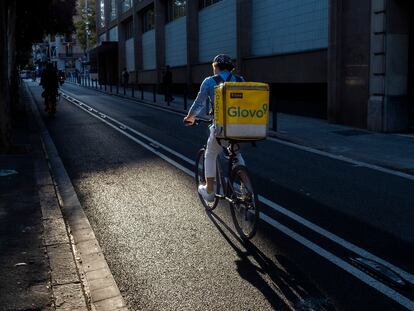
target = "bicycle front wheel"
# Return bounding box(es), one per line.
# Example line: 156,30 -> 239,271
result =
195,148 -> 219,211
230,166 -> 259,239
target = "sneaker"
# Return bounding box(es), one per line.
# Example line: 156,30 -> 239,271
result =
198,184 -> 215,203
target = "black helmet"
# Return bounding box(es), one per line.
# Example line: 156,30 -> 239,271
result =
212,54 -> 234,69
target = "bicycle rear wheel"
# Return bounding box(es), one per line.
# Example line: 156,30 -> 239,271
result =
230,166 -> 259,239
195,148 -> 219,211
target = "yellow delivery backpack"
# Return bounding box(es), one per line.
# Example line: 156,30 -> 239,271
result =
214,82 -> 270,140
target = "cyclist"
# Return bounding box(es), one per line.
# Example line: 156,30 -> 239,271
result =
40,63 -> 59,112
184,54 -> 245,202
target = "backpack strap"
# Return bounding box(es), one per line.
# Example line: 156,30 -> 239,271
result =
213,74 -> 243,85
213,74 -> 224,85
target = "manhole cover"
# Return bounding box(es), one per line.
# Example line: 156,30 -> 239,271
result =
332,130 -> 371,136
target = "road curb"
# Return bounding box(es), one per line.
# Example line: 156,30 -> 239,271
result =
25,83 -> 129,311
66,81 -> 188,116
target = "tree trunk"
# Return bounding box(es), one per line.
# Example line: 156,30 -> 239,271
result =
0,1 -> 11,153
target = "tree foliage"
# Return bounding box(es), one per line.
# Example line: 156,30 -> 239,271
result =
0,0 -> 76,152
75,0 -> 97,51
16,0 -> 77,65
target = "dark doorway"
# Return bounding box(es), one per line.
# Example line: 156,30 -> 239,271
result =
408,1 -> 414,128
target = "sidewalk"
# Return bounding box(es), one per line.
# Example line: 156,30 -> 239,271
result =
70,80 -> 414,176
0,88 -> 88,310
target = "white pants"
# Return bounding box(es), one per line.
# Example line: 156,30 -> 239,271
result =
205,126 -> 245,178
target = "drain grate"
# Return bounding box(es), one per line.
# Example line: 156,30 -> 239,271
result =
332,129 -> 371,136
349,257 -> 407,288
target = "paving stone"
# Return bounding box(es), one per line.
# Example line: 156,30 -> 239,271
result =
47,243 -> 79,285
82,253 -> 107,273
67,215 -> 91,232
43,217 -> 68,246
54,283 -> 88,311
88,277 -> 117,292
90,285 -> 120,303
72,227 -> 96,243
93,295 -> 125,311
38,187 -> 63,220
76,240 -> 101,256
86,267 -> 112,282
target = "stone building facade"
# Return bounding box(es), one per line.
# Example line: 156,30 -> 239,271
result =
93,0 -> 414,132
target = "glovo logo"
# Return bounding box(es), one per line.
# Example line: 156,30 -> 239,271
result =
227,104 -> 268,118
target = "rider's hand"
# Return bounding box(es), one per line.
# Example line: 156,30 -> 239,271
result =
184,114 -> 195,125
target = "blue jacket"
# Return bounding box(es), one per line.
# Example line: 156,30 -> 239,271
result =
188,70 -> 244,117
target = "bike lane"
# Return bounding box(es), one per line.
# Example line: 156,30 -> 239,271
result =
59,82 -> 414,274
28,81 -> 414,310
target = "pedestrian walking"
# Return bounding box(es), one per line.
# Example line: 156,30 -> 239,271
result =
122,68 -> 129,89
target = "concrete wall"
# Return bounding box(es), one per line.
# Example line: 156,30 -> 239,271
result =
368,0 -> 411,132
142,30 -> 156,70
198,0 -> 237,63
251,0 -> 328,56
165,17 -> 187,67
125,38 -> 135,71
328,0 -> 371,128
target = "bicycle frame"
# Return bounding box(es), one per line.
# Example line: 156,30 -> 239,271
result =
215,142 -> 240,203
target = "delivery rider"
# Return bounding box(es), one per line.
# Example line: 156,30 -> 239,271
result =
184,54 -> 245,202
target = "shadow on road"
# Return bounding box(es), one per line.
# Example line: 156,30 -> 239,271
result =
208,211 -> 336,311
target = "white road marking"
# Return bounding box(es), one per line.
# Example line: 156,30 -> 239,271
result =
260,214 -> 414,311
62,90 -> 414,284
258,196 -> 414,286
63,84 -> 414,182
61,92 -> 414,309
267,136 -> 414,181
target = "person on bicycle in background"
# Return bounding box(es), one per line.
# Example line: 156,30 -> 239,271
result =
184,54 -> 245,203
40,63 -> 59,111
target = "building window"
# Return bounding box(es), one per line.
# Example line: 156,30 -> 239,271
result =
110,0 -> 117,21
66,44 -> 73,57
99,33 -> 106,43
120,0 -> 132,13
124,19 -> 133,39
199,0 -> 222,9
167,0 -> 186,22
99,0 -> 105,28
142,6 -> 155,33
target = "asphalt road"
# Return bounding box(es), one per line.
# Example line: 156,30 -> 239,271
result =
28,81 -> 414,310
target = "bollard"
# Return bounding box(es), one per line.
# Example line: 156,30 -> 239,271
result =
141,85 -> 144,100
116,84 -> 119,94
153,84 -> 156,102
271,91 -> 277,132
183,86 -> 187,111
110,84 -> 113,93
131,85 -> 134,98
167,92 -> 170,106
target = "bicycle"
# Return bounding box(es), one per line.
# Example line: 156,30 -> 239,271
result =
185,119 -> 259,240
43,90 -> 60,118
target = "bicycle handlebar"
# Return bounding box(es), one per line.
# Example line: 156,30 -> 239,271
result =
183,118 -> 211,127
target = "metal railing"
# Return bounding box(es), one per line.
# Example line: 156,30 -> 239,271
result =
66,75 -> 278,131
